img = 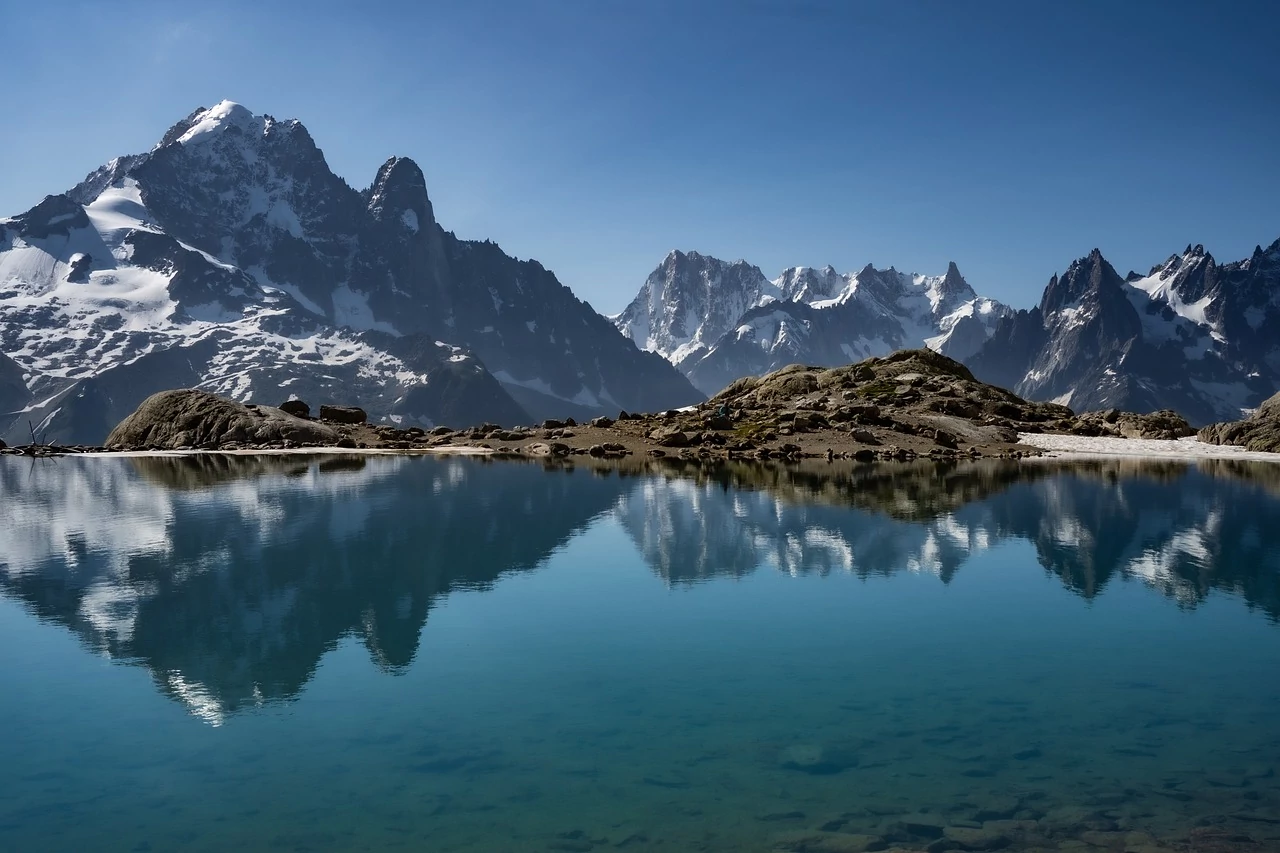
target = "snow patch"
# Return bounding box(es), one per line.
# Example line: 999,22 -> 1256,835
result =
176,101 -> 262,146
1020,433 -> 1280,462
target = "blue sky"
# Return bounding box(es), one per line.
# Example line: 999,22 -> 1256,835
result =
4,0 -> 1277,311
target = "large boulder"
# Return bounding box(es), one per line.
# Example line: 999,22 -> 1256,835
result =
1199,391 -> 1280,452
279,399 -> 311,418
106,389 -> 340,450
319,404 -> 367,425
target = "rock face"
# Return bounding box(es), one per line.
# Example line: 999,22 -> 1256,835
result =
106,389 -> 339,449
0,352 -> 30,418
969,242 -> 1280,426
1,100 -> 701,445
1199,390 -> 1280,452
615,251 -> 1010,396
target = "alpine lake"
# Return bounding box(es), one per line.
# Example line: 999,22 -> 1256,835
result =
1,452 -> 1278,853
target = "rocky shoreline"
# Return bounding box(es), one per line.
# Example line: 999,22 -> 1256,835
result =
1,350 -> 1212,463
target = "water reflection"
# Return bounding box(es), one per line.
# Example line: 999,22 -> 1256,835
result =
0,454 -> 627,723
1,454 -> 1278,723
618,459 -> 1280,621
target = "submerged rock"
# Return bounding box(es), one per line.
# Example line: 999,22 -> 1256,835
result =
106,389 -> 339,450
778,742 -> 859,775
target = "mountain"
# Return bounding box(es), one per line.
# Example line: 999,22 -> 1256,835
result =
969,241 -> 1280,425
615,250 -> 1010,396
0,101 -> 701,444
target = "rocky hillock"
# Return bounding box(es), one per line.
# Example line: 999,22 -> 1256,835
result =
106,390 -> 341,450
1198,391 -> 1280,452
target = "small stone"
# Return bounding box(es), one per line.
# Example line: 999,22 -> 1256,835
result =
654,427 -> 690,447
933,429 -> 959,449
590,416 -> 615,428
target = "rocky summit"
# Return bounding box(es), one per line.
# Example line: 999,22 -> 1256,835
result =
0,101 -> 701,446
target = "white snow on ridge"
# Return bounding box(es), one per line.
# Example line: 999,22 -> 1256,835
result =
331,284 -> 398,335
84,180 -> 159,238
176,101 -> 263,146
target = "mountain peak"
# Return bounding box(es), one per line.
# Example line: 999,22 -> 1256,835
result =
174,101 -> 264,147
367,156 -> 434,234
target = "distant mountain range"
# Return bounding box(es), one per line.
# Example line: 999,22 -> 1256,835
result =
614,240 -> 1280,424
969,242 -> 1280,425
0,101 -> 700,444
613,251 -> 1009,397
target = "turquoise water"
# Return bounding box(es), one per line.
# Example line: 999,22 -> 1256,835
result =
1,454 -> 1279,853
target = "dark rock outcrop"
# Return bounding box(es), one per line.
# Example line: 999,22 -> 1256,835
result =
0,352 -> 31,417
318,405 -> 367,425
107,389 -> 339,449
279,399 -> 310,418
1071,409 -> 1196,440
1199,391 -> 1280,452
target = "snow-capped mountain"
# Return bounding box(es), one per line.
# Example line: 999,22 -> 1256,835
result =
968,241 -> 1280,425
0,101 -> 701,444
615,250 -> 1009,396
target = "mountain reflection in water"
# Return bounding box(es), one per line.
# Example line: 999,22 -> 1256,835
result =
1,453 -> 1278,723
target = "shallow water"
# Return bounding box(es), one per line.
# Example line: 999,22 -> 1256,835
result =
1,454 -> 1279,852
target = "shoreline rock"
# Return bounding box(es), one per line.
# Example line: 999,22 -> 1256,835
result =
105,390 -> 340,450
1199,391 -> 1280,452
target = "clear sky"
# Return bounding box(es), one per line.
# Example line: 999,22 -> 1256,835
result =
3,0 -> 1278,311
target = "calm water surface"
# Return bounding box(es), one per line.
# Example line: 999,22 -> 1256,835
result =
1,454 -> 1279,853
